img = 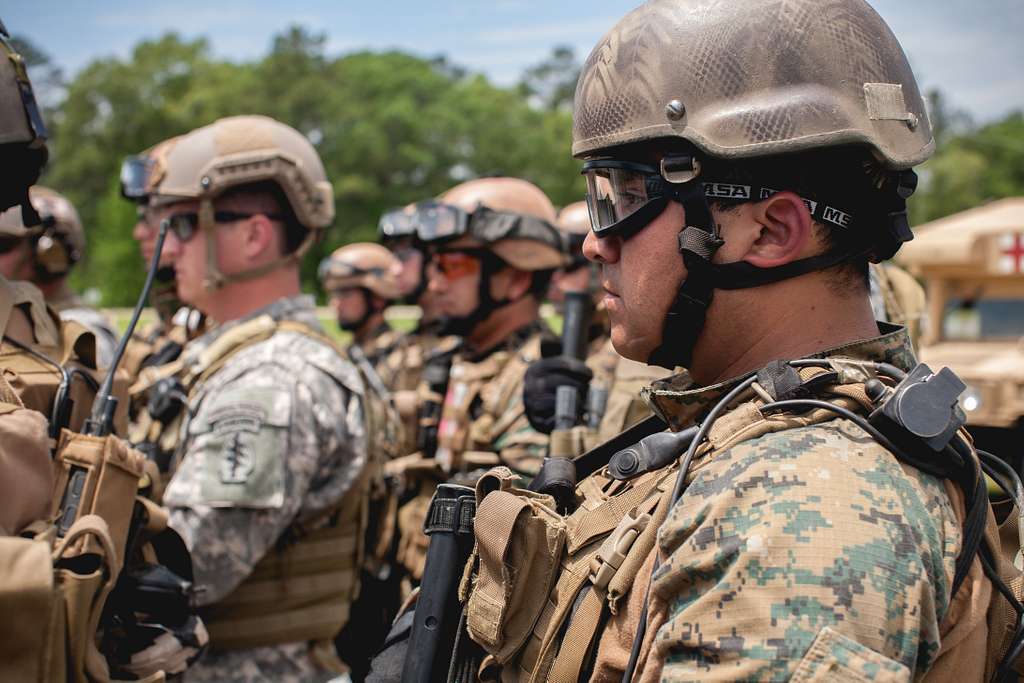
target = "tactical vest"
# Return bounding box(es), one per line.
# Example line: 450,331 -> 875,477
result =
461,365 -> 1018,682
1,278 -> 128,441
435,333 -> 545,476
151,315 -> 385,655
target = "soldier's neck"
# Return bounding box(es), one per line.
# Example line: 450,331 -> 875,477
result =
467,297 -> 539,357
690,279 -> 878,386
354,313 -> 386,345
205,268 -> 301,324
36,277 -> 70,302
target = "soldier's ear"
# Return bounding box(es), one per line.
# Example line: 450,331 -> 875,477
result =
239,214 -> 278,260
742,191 -> 814,268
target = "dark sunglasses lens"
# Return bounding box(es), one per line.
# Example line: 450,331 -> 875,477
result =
165,214 -> 197,242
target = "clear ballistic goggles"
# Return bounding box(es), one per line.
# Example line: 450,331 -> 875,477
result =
413,201 -> 471,243
581,159 -> 678,240
317,257 -> 372,282
120,155 -> 157,202
377,206 -> 420,240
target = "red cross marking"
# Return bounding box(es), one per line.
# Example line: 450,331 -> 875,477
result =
1001,233 -> 1024,273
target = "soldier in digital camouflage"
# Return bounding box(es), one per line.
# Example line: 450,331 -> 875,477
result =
150,114 -> 371,683
446,1 -> 1007,681
417,177 -> 567,480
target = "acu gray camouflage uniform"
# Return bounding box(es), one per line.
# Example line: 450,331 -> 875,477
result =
164,295 -> 367,683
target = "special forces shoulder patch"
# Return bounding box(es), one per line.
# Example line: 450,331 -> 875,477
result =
191,385 -> 293,509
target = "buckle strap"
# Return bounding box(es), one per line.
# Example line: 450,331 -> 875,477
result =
588,511 -> 651,592
424,493 -> 477,536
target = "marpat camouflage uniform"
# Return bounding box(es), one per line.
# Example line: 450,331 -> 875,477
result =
435,321 -> 550,479
633,325 -> 960,681
164,295 -> 367,683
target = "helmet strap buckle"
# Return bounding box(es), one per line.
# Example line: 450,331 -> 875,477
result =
660,155 -> 701,184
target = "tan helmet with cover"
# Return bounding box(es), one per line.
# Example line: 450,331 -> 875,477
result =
573,0 -> 932,168
150,114 -> 334,288
571,0 -> 932,369
319,242 -> 402,300
0,186 -> 85,278
0,25 -> 48,218
433,177 -> 566,271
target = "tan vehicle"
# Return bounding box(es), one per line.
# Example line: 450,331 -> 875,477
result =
900,197 -> 1024,455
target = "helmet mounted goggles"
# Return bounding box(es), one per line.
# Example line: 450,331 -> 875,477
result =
120,155 -> 155,202
377,205 -> 420,241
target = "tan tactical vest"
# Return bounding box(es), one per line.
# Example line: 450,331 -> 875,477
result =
1,278 -> 128,440
461,366 -> 1013,682
149,315 -> 384,655
435,334 -> 545,476
0,427 -> 166,683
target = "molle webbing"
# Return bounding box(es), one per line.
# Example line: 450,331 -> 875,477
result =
182,315 -> 371,651
201,495 -> 365,650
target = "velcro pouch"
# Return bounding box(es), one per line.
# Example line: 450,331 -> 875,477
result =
465,467 -> 567,664
51,430 -> 145,566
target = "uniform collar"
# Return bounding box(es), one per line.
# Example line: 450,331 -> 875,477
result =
188,294 -> 318,359
644,323 -> 915,431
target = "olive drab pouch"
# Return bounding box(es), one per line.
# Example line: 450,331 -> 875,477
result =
464,467 -> 567,665
51,430 -> 146,567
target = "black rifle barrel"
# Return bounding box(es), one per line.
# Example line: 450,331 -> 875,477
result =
401,483 -> 477,683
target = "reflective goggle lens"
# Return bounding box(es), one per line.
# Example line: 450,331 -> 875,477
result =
434,250 -> 481,281
317,258 -> 363,281
415,202 -> 468,243
120,155 -> 153,201
378,208 -> 418,238
583,165 -> 659,235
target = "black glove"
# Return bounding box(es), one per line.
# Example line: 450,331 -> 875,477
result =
523,356 -> 593,434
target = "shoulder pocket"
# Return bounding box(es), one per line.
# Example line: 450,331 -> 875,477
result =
792,627 -> 911,683
182,386 -> 292,509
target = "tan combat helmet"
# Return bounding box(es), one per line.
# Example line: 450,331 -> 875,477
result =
572,0 -> 931,368
434,177 -> 565,271
573,0 -> 931,167
0,186 -> 85,278
0,25 -> 48,217
319,242 -> 403,300
150,115 -> 334,288
556,201 -> 590,265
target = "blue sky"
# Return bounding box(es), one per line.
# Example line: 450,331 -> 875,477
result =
4,0 -> 1022,123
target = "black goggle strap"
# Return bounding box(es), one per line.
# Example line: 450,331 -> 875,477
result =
646,180 -> 722,369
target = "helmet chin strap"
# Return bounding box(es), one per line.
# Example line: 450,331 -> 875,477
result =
338,288 -> 378,333
198,199 -> 311,291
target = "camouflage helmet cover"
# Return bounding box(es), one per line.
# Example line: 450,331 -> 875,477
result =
319,242 -> 403,300
572,0 -> 933,169
438,177 -> 567,271
151,115 -> 334,231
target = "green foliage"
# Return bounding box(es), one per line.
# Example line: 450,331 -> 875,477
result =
911,111 -> 1024,225
36,29 -> 586,305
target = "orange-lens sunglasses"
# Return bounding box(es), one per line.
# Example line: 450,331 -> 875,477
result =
434,250 -> 483,281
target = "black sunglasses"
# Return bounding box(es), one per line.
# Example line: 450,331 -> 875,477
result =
161,211 -> 283,242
